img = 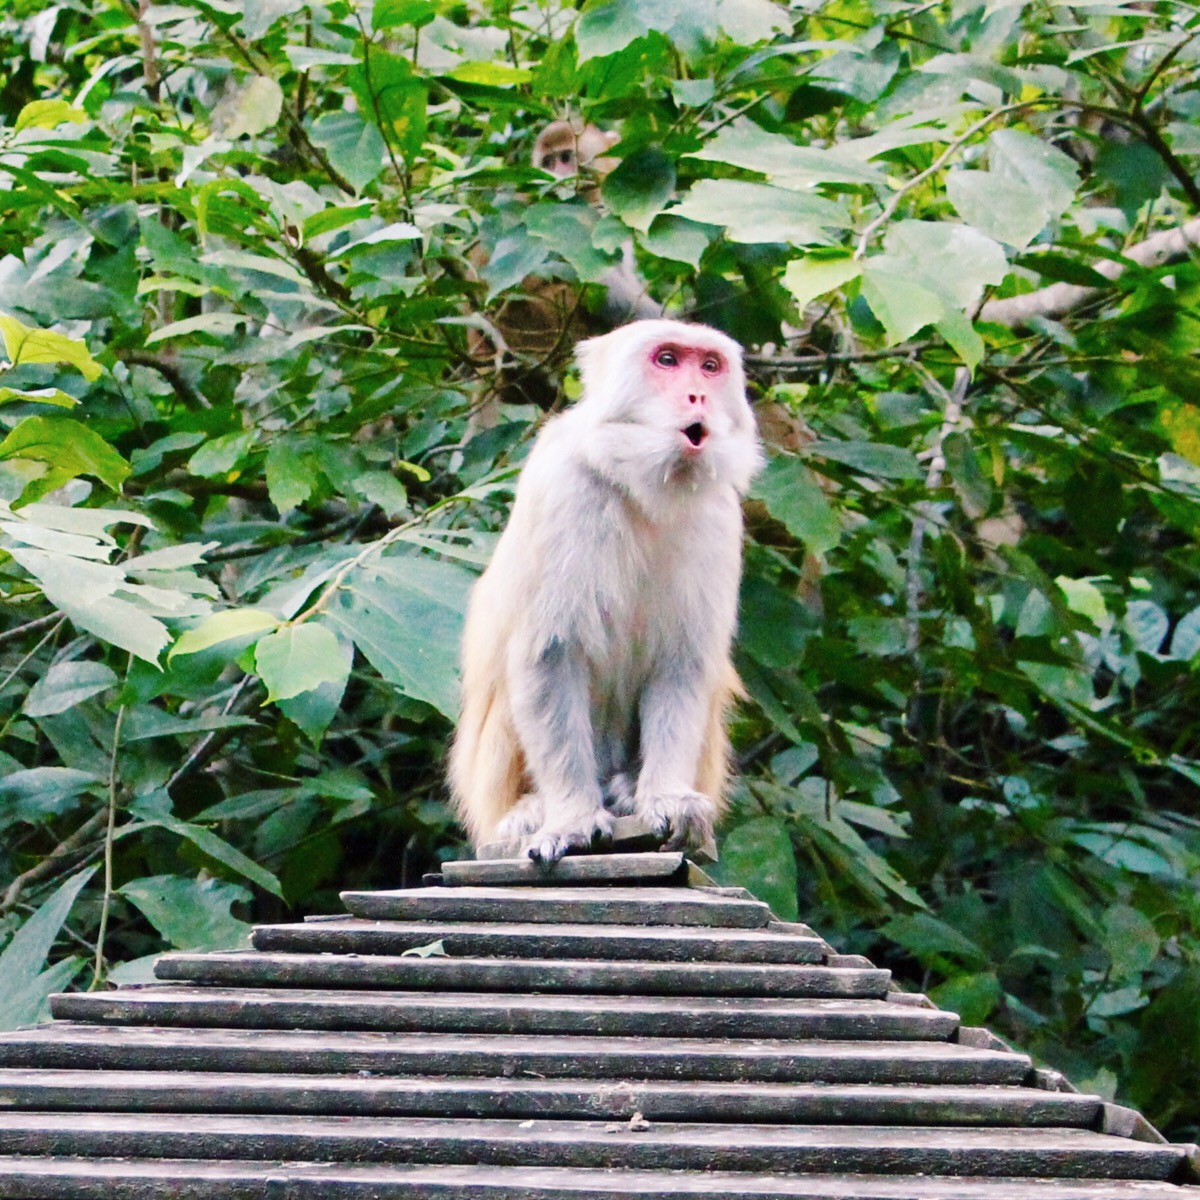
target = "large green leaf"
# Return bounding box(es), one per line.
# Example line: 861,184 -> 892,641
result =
0,867 -> 95,1029
255,621 -> 350,703
0,416 -> 130,503
323,552 -> 471,719
712,817 -> 799,920
119,875 -> 253,951
674,181 -> 849,246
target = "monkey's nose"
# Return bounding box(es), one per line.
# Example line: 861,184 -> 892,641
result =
688,393 -> 705,405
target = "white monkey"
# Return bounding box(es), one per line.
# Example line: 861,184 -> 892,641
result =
449,319 -> 763,861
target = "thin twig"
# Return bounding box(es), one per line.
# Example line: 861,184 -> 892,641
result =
90,690 -> 128,990
0,809 -> 107,913
0,612 -> 62,651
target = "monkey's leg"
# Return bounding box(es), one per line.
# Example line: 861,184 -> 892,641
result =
509,638 -> 613,862
633,663 -> 716,853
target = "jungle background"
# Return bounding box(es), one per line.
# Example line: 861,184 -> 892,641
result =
3,0 -> 1200,1139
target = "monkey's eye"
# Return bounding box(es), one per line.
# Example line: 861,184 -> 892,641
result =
559,150 -> 574,166
541,154 -> 557,169
655,348 -> 678,367
701,356 -> 721,374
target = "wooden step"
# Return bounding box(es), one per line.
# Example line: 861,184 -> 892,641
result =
0,1156 -> 1190,1200
52,988 -> 960,1040
0,1070 -> 1102,1126
0,1117 -> 1182,1179
252,918 -> 828,963
440,850 -> 697,886
0,1026 -> 1034,1085
151,951 -> 888,998
340,885 -> 772,927
0,1157 -> 1194,1199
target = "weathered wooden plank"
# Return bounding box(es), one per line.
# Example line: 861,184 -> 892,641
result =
0,1070 -> 1103,1127
445,850 -> 692,885
151,951 -> 889,999
0,1118 -> 1180,1179
340,885 -> 771,928
51,987 -> 961,1040
0,1025 -> 1032,1085
0,1158 -> 1195,1200
251,918 -> 827,963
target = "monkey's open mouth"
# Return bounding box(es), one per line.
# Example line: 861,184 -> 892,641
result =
682,422 -> 708,449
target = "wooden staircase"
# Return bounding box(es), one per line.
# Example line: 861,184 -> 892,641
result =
0,851 -> 1196,1198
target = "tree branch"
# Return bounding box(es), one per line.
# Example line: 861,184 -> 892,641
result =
979,217 -> 1200,329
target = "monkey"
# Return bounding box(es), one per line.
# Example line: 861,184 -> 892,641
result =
466,120 -> 661,427
449,319 -> 763,862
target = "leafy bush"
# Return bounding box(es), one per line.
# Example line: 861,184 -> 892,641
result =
3,0 -> 1200,1138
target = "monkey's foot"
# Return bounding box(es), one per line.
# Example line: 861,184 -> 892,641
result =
637,790 -> 716,854
493,793 -> 546,841
524,804 -> 615,864
602,772 -> 637,816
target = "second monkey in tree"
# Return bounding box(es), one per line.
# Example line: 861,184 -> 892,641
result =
450,319 -> 762,861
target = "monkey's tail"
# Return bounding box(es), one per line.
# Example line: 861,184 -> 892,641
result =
449,679 -> 528,846
695,660 -> 744,816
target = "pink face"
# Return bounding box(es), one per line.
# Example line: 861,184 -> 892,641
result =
646,340 -> 728,456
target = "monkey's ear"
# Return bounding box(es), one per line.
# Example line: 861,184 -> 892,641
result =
601,130 -> 620,149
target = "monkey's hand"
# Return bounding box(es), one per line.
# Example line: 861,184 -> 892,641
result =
638,791 -> 716,854
524,802 -> 615,864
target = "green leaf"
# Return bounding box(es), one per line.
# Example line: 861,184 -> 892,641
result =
928,971 -> 1002,1025
642,216 -> 714,268
324,552 -> 471,719
0,416 -> 130,503
265,439 -> 316,513
990,129 -> 1079,219
170,608 -> 280,660
946,171 -> 1048,249
333,222 -> 422,257
255,622 -> 351,702
134,809 -> 284,897
808,439 -> 924,480
882,221 -> 1008,310
119,875 -> 252,951
1170,605 -> 1200,660
861,264 -> 945,343
372,0 -> 437,30
674,181 -> 849,246
23,661 -> 118,717
14,99 -> 88,133
0,314 -> 102,381
145,312 -> 248,345
884,912 -> 988,969
525,204 -> 615,282
687,121 -> 885,187
187,431 -> 256,479
277,636 -> 353,745
751,455 -> 841,553
711,817 -> 798,920
446,62 -> 532,86
0,386 -> 78,408
9,546 -> 172,663
575,0 -> 665,61
601,148 -> 676,233
1102,904 -> 1160,979
210,75 -> 284,140
349,49 -> 426,160
1124,600 -> 1168,655
782,255 -> 862,309
0,867 -> 95,1030
400,938 -> 448,958
309,112 -> 386,195
1056,576 -> 1109,628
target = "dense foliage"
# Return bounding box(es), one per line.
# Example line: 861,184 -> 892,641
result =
3,0 -> 1200,1137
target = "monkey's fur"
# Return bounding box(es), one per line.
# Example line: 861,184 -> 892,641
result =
450,319 -> 762,861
